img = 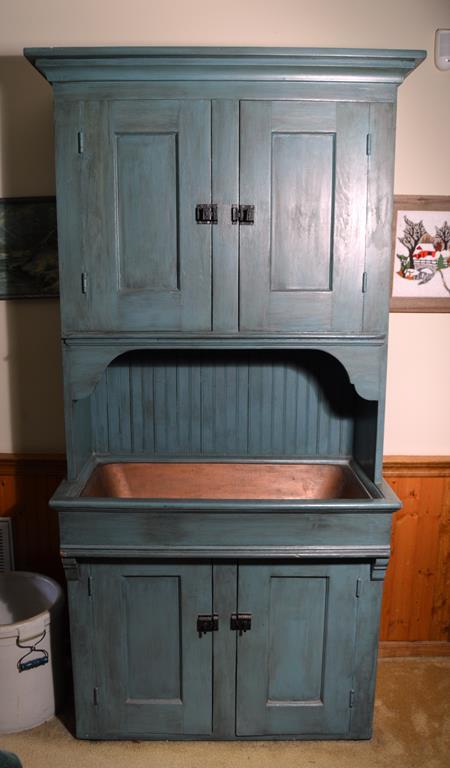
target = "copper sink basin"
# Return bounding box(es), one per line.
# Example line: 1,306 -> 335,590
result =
81,462 -> 370,501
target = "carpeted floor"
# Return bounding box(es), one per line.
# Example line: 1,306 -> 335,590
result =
1,658 -> 449,768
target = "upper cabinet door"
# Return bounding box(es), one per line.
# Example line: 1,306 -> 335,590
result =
56,99 -> 212,333
239,101 -> 370,333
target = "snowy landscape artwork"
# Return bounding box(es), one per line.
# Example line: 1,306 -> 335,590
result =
391,197 -> 450,311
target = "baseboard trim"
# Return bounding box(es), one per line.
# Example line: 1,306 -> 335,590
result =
379,641 -> 450,657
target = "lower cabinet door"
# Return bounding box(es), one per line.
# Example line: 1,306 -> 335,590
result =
235,563 -> 361,736
91,562 -> 213,737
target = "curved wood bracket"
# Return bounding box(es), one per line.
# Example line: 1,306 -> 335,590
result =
63,336 -> 387,403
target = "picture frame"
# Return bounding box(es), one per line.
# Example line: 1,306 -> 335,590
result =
391,195 -> 450,312
0,196 -> 59,299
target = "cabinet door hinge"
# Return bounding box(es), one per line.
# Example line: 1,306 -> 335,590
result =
362,271 -> 368,293
356,578 -> 362,598
81,272 -> 88,294
87,576 -> 93,597
77,130 -> 85,154
93,687 -> 99,706
349,689 -> 355,708
366,133 -> 372,156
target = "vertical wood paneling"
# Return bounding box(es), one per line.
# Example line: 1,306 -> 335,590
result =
91,351 -> 355,458
381,460 -> 450,645
430,476 -> 450,640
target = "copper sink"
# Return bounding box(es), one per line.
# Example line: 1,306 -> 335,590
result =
81,462 -> 370,500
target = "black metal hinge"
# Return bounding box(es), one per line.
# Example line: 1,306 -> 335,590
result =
81,272 -> 88,294
356,578 -> 362,598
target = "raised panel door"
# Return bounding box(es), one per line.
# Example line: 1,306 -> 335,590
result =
56,99 -> 212,333
91,562 -> 213,737
235,563 -> 361,736
239,101 -> 370,333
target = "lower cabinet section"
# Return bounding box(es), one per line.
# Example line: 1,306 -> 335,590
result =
66,560 -> 383,740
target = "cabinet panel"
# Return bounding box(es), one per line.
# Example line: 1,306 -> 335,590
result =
57,99 -> 212,333
239,101 -> 369,332
236,563 -> 360,736
116,133 -> 179,292
91,563 -> 213,736
271,132 -> 334,291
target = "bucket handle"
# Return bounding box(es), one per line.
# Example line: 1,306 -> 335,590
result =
16,629 -> 49,672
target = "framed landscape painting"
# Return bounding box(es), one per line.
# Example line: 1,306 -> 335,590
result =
0,197 -> 59,299
391,195 -> 450,312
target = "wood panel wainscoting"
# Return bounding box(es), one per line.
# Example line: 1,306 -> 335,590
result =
0,454 -> 66,584
379,456 -> 450,657
0,453 -> 449,656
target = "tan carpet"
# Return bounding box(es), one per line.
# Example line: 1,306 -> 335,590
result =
1,658 -> 449,768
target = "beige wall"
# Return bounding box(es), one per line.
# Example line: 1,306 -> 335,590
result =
0,0 -> 449,454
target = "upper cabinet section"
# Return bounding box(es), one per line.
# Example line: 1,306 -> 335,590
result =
25,47 -> 426,339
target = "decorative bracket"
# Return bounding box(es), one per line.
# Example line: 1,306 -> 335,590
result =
62,556 -> 80,581
371,557 -> 389,581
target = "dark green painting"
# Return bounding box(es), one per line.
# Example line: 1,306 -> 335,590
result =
0,197 -> 59,298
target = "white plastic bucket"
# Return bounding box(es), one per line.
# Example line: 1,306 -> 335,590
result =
0,572 -> 64,734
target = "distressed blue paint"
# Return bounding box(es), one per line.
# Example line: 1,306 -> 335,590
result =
28,46 -> 424,741
90,351 -> 356,459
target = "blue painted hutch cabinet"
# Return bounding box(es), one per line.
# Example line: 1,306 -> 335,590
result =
26,47 -> 425,740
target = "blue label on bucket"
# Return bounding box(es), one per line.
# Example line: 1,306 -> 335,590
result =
18,657 -> 49,672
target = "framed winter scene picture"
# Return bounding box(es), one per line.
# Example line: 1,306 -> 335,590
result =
391,195 -> 450,312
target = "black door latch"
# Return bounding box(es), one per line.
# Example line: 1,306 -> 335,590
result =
197,613 -> 219,637
195,204 -> 218,224
231,205 -> 255,224
230,613 -> 252,635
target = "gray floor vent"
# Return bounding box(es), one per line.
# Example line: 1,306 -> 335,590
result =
0,518 -> 14,571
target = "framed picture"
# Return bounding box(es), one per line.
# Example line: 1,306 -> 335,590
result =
391,195 -> 450,312
0,197 -> 59,299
